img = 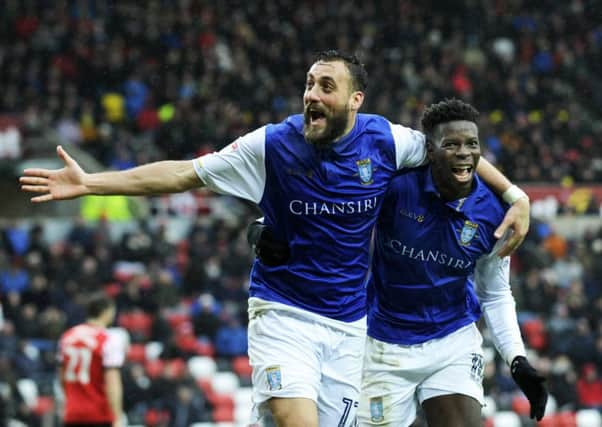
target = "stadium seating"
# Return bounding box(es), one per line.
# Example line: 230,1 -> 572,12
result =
188,356 -> 218,381
575,409 -> 602,427
536,411 -> 577,427
545,394 -> 559,418
211,372 -> 240,396
482,395 -> 497,418
118,310 -> 153,341
233,387 -> 254,424
32,396 -> 54,417
16,378 -> 38,408
231,355 -> 253,380
144,358 -> 166,379
212,402 -> 235,423
144,341 -> 164,360
511,394 -> 531,417
126,343 -> 146,363
492,411 -> 522,427
521,318 -> 548,351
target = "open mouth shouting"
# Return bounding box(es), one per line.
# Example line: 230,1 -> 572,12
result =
305,105 -> 328,127
451,165 -> 474,183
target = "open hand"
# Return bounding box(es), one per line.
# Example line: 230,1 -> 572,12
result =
20,145 -> 89,202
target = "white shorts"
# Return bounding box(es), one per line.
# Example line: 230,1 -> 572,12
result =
357,323 -> 485,427
248,306 -> 366,426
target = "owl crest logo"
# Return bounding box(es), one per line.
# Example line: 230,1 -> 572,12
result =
356,158 -> 373,185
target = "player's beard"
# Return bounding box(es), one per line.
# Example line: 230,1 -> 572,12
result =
303,105 -> 350,148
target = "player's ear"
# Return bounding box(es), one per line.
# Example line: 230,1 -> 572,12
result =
426,138 -> 435,160
349,91 -> 364,112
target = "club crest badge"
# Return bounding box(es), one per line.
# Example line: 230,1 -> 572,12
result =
266,366 -> 282,390
460,220 -> 478,246
356,158 -> 373,185
369,397 -> 384,423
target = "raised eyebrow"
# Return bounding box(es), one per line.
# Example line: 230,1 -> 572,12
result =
306,72 -> 336,85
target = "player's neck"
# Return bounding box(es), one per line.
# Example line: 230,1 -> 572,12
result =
333,112 -> 357,143
86,319 -> 106,328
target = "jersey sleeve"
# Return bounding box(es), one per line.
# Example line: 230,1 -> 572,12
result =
193,126 -> 267,203
474,253 -> 526,366
389,122 -> 427,169
102,329 -> 127,368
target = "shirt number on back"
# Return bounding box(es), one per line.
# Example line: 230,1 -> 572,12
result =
64,346 -> 92,384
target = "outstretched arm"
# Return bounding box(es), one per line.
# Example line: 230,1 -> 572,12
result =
476,157 -> 530,257
20,145 -> 202,202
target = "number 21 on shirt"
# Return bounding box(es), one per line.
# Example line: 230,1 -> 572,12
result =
63,346 -> 92,384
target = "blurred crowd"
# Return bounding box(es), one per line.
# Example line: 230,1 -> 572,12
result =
0,209 -> 601,425
0,207 -> 257,426
1,0 -> 602,426
483,217 -> 602,417
1,0 -> 602,183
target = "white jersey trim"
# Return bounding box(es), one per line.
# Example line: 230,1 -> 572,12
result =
193,126 -> 267,203
389,122 -> 427,169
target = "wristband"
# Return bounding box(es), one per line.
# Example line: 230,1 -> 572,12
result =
502,185 -> 528,205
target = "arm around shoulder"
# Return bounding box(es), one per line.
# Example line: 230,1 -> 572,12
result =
476,157 -> 530,256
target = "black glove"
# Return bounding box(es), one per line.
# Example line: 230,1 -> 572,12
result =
246,220 -> 290,267
511,356 -> 548,420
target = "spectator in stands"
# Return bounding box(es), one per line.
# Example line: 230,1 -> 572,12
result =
576,363 -> 602,410
122,363 -> 153,424
15,303 -> 41,338
548,355 -> 578,411
0,259 -> 29,295
566,318 -> 597,369
214,314 -> 247,357
192,294 -> 221,342
164,382 -> 212,426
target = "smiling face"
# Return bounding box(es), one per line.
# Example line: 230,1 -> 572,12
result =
428,120 -> 480,200
303,60 -> 364,147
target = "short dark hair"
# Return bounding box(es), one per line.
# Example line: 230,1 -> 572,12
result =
86,293 -> 115,319
313,50 -> 368,92
421,98 -> 480,138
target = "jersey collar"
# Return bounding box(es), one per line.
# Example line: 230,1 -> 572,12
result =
424,166 -> 485,213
